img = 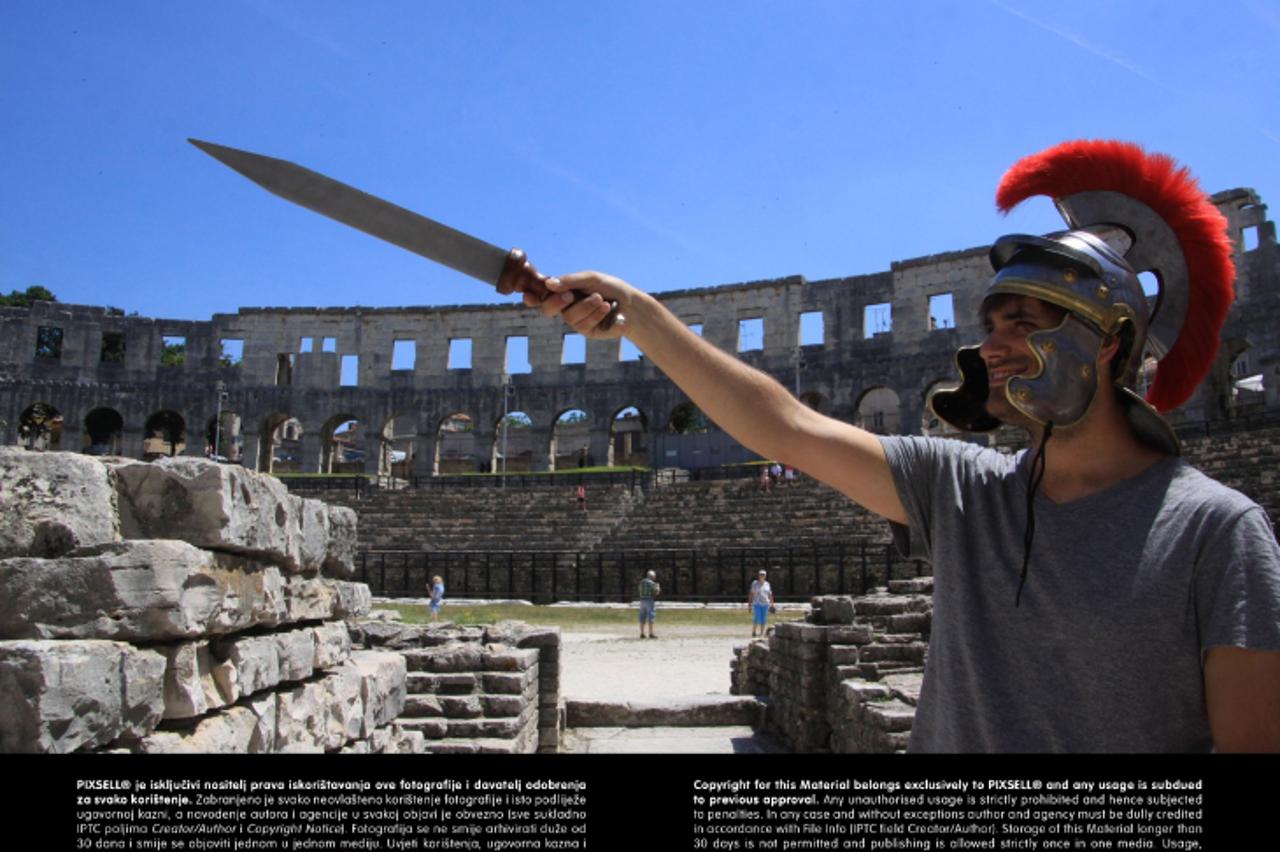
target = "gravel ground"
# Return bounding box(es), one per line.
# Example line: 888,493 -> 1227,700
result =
558,622 -> 760,702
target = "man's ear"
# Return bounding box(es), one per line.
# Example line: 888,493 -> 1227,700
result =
1096,334 -> 1123,383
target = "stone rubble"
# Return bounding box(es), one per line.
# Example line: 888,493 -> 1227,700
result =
731,578 -> 931,753
0,450 -> 417,754
351,617 -> 561,754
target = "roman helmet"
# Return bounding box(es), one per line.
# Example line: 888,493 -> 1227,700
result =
930,140 -> 1236,454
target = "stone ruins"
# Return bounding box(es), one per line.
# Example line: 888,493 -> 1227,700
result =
0,448 -> 561,754
2,189 -> 1274,477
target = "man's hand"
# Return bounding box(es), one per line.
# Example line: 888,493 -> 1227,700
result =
522,272 -> 633,340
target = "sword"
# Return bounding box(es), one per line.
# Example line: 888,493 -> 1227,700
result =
188,138 -> 619,329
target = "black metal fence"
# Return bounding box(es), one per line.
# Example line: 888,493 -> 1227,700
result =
355,541 -> 929,604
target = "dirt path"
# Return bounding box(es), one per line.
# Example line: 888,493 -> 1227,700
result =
558,623 -> 759,702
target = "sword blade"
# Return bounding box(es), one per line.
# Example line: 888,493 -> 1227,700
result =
188,138 -> 509,285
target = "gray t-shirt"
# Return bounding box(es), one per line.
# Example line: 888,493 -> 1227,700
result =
881,435 -> 1280,753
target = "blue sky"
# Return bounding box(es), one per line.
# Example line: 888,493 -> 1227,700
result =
3,1 -> 1278,322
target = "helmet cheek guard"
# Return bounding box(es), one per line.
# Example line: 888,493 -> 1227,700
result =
930,346 -> 999,433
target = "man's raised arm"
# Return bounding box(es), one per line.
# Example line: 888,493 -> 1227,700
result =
524,271 -> 908,525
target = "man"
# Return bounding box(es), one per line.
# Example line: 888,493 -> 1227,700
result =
525,140 -> 1280,752
748,569 -> 774,638
638,570 -> 660,638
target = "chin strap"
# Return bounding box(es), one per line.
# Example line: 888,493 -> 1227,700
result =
1016,421 -> 1054,607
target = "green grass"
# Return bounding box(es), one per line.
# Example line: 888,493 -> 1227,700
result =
452,466 -> 649,477
382,602 -> 807,629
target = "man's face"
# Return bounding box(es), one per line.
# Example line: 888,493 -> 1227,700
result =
978,295 -> 1067,424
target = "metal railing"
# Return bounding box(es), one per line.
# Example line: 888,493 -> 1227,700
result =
355,541 -> 929,604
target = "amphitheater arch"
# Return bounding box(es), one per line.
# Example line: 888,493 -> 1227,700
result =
321,414 -> 363,474
381,413 -> 417,478
204,410 -> 243,462
798,392 -> 829,414
492,411 -> 535,474
667,401 -> 711,434
608,405 -> 648,467
550,408 -> 591,471
855,386 -> 901,435
435,412 -> 476,475
143,410 -> 186,459
1224,337 -> 1263,414
84,407 -> 125,455
260,412 -> 303,473
19,402 -> 63,451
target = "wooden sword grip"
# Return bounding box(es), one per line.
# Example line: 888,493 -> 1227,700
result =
498,249 -> 620,331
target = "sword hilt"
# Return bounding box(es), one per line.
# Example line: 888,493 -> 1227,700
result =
498,249 -> 621,332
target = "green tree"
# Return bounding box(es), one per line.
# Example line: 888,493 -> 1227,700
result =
160,342 -> 186,367
0,285 -> 57,307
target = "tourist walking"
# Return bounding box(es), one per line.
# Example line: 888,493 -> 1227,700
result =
748,570 -> 774,637
428,575 -> 445,622
638,570 -> 660,638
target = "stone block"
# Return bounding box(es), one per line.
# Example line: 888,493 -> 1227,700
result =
0,640 -> 165,753
829,646 -> 860,665
860,643 -> 927,664
351,650 -> 407,736
284,576 -> 339,623
0,541 -> 286,641
381,725 -> 426,755
828,625 -> 875,645
438,695 -> 484,719
514,626 -> 561,650
244,691 -> 278,754
112,457 -> 315,572
274,629 -> 316,683
405,672 -> 478,695
445,712 -> 531,739
404,644 -> 483,673
482,668 -> 538,694
886,612 -> 931,635
396,717 -> 448,739
811,596 -> 856,625
136,705 -> 263,754
480,647 -> 539,672
887,578 -> 934,595
839,679 -> 893,702
323,506 -> 358,579
352,620 -> 436,649
0,448 -> 121,559
332,581 -> 372,619
403,695 -> 444,717
210,634 -> 280,699
564,696 -> 766,728
853,594 -> 931,617
275,680 -> 329,753
312,621 -> 352,670
320,663 -> 365,751
773,622 -> 830,643
860,699 -> 917,733
339,739 -> 372,754
161,641 -> 236,719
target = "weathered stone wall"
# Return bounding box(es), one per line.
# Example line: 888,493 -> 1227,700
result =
731,578 -> 933,754
4,188 -> 1272,473
0,448 -> 565,754
0,448 -> 409,754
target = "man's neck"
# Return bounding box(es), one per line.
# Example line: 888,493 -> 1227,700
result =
1027,393 -> 1167,504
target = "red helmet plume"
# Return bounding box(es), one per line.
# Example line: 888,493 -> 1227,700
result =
995,139 -> 1235,412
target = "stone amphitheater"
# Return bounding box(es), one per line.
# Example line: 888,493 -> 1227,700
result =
1,184 -> 1277,754
2,420 -> 1277,754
